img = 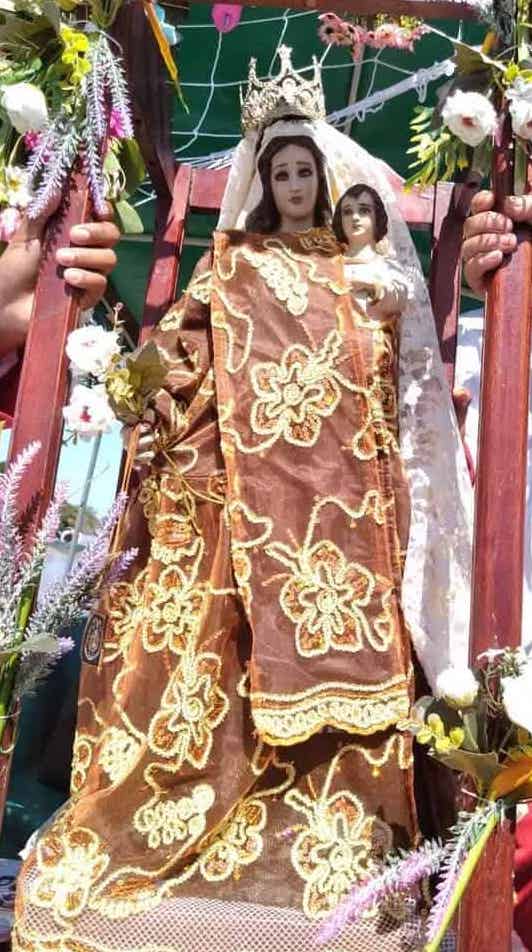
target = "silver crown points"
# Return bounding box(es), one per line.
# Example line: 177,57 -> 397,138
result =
240,45 -> 326,134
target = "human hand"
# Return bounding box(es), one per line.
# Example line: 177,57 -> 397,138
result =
462,190 -> 532,296
55,201 -> 120,309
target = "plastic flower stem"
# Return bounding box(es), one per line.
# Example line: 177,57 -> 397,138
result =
424,806 -> 499,952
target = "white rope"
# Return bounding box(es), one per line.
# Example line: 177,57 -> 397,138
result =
179,57 -> 455,169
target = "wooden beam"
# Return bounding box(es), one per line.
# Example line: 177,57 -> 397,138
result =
429,178 -> 480,386
8,172 -> 90,517
188,0 -> 478,19
141,163 -> 193,341
457,118 -> 530,952
113,1 -> 177,199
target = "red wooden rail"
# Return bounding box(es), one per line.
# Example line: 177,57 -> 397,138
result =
8,173 -> 90,518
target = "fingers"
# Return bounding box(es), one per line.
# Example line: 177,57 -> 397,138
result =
464,250 -> 504,297
469,189 -> 495,216
56,246 -> 117,274
503,194 -> 532,223
63,268 -> 107,309
463,208 -> 514,241
68,218 -> 120,249
462,230 -> 517,262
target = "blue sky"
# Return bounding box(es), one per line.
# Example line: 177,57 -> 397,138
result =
1,424 -> 123,517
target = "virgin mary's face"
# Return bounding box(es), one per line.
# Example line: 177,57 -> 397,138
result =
270,144 -> 319,230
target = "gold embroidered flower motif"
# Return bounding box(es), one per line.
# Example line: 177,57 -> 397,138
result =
70,734 -> 94,796
286,784 -> 393,920
231,543 -> 252,612
143,565 -> 204,655
30,827 -> 110,922
250,332 -> 343,448
353,380 -> 398,460
148,651 -> 229,768
280,540 -> 375,658
97,727 -> 141,785
198,795 -> 266,882
103,570 -> 147,664
134,783 -> 215,851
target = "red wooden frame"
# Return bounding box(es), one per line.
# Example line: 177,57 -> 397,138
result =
5,4 -> 528,948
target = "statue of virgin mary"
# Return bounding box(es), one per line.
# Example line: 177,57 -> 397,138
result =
12,47 -> 473,952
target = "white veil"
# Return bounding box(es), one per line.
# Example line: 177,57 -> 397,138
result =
217,117 -> 474,692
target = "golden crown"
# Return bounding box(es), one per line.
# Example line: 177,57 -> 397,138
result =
240,46 -> 326,134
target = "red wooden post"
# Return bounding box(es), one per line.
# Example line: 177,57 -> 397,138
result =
141,164 -> 193,341
188,0 -> 478,20
456,122 -> 531,952
8,173 -> 90,517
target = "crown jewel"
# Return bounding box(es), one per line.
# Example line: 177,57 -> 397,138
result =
240,46 -> 326,134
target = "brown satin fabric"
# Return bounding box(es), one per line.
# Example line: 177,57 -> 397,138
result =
13,230 -> 421,951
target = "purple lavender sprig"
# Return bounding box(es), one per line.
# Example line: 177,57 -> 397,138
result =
0,441 -> 41,596
318,840 -> 445,945
28,118 -> 81,220
82,116 -> 107,216
98,36 -> 134,139
23,492 -> 129,650
15,637 -> 74,699
425,809 -> 488,943
85,38 -> 107,143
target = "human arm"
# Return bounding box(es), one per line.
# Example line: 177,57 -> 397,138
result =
461,189 -> 532,296
347,256 -> 411,316
0,203 -> 120,358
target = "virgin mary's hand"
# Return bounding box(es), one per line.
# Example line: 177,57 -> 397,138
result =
121,422 -> 156,471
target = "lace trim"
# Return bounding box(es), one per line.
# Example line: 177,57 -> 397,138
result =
250,677 -> 411,745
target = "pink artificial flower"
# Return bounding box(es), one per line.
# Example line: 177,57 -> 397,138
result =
24,130 -> 42,152
368,22 -> 404,48
212,4 -> 242,33
109,109 -> 127,140
0,207 -> 22,242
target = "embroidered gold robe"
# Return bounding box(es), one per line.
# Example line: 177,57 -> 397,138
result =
13,230 -> 423,952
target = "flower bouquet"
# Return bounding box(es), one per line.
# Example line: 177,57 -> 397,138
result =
0,441 -> 136,783
318,11 -> 428,62
406,0 -> 532,188
319,650 -> 532,951
0,0 -> 147,238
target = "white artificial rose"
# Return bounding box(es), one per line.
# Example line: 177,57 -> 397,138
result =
507,77 -> 532,104
66,325 -> 121,377
63,384 -> 116,440
1,82 -> 48,134
441,90 -> 497,148
501,662 -> 532,734
435,665 -> 479,709
509,98 -> 532,142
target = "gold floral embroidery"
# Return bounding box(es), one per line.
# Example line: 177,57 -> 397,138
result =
352,379 -> 399,460
211,287 -> 254,374
286,749 -> 393,920
279,539 -> 375,658
133,783 -> 215,850
198,796 -> 266,882
189,269 -> 212,304
97,727 -> 141,785
142,566 -> 204,655
102,570 -> 147,665
30,828 -> 110,922
70,735 -> 95,796
250,332 -> 343,449
227,499 -> 273,612
267,496 -> 395,658
159,301 -> 186,331
147,651 -> 229,768
218,243 -> 308,316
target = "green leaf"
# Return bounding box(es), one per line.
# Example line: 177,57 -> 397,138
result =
119,138 -> 146,200
434,749 -> 500,787
114,199 -> 144,235
126,340 -> 169,396
462,709 -> 480,751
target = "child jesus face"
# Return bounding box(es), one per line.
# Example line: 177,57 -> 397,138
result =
340,190 -> 377,255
